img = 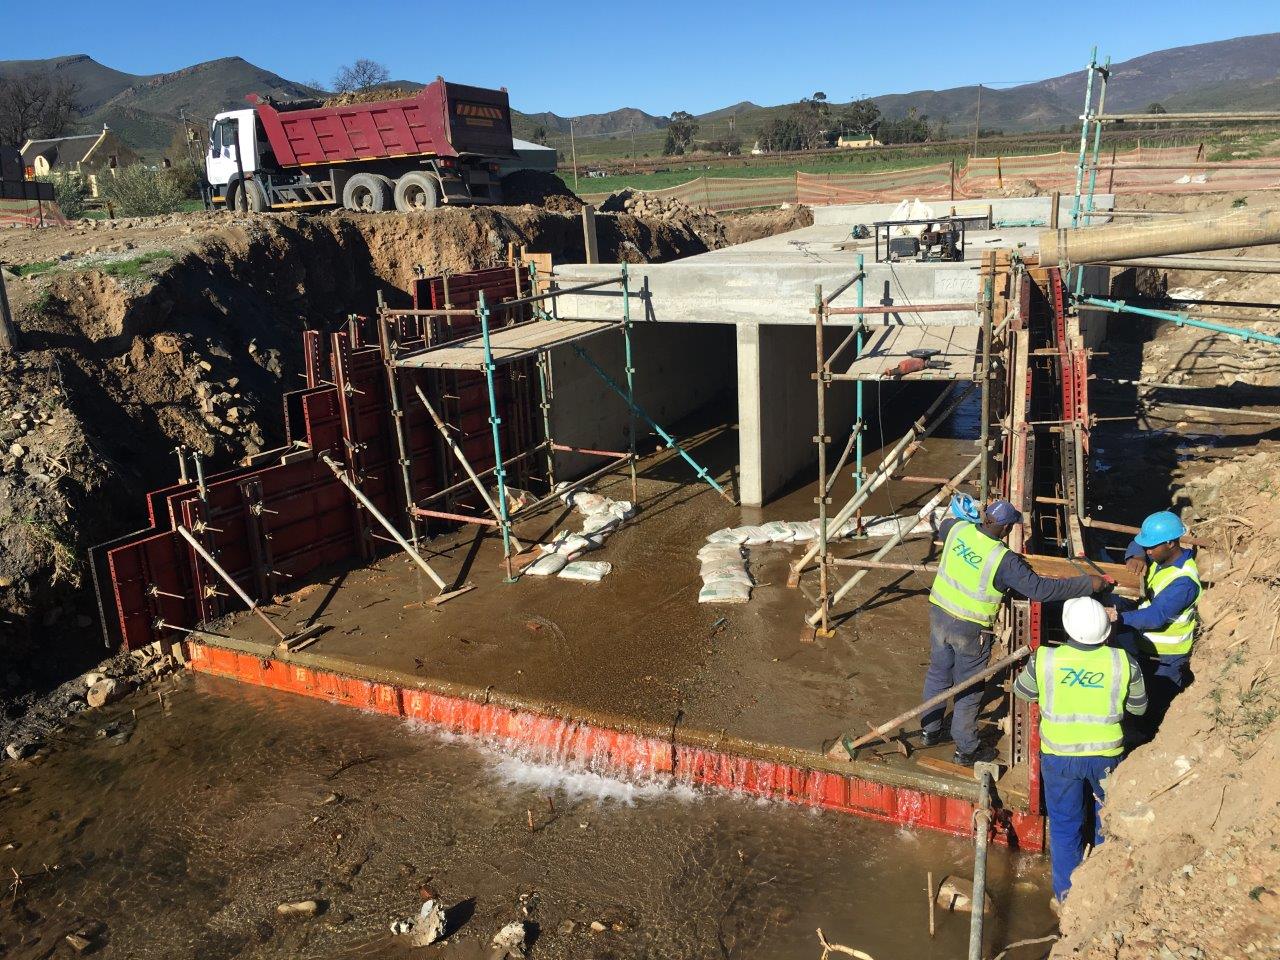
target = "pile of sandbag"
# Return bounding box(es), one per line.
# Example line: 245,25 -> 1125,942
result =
524,484 -> 635,582
695,510 -> 942,604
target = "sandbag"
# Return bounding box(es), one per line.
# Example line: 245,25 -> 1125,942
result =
698,580 -> 752,604
526,553 -> 568,576
559,560 -> 613,582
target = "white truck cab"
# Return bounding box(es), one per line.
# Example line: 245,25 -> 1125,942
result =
206,110 -> 259,197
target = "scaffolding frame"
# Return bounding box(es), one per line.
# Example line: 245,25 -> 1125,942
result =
375,262 -> 729,583
803,254 -> 999,633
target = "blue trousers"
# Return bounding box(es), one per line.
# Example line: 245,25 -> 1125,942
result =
1042,753 -> 1117,902
921,606 -> 990,754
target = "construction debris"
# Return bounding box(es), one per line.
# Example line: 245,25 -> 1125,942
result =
491,920 -> 527,958
390,898 -> 448,946
935,875 -> 992,914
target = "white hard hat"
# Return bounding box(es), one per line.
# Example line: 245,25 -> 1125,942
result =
1061,597 -> 1111,646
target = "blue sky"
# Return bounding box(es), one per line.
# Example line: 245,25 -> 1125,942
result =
2,1 -> 1275,116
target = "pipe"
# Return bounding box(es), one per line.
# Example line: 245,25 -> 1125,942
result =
969,766 -> 995,960
1080,296 -> 1280,347
1101,256 -> 1280,274
1042,205 -> 1280,265
176,525 -> 287,642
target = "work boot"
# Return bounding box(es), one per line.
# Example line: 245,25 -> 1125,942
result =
952,746 -> 997,767
921,730 -> 950,747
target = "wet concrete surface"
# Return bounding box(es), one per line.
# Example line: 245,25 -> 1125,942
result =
0,674 -> 1055,959
209,402 -> 991,781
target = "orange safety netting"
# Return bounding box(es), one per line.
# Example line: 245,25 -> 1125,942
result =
0,198 -> 67,228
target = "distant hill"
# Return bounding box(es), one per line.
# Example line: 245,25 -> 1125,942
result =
3,33 -> 1278,160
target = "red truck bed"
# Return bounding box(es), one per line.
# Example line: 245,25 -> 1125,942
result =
252,79 -> 515,168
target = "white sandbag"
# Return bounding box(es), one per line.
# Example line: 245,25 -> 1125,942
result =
759,520 -> 797,542
526,553 -> 568,576
698,580 -> 752,604
573,493 -> 609,516
581,512 -> 621,537
737,525 -> 775,546
706,527 -> 749,545
608,500 -> 636,521
701,566 -> 752,586
784,521 -> 817,541
698,542 -> 744,562
559,560 -> 612,582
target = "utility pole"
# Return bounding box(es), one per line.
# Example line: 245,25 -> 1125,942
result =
972,83 -> 983,157
569,118 -> 579,190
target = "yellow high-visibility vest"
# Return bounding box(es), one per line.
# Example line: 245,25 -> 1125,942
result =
1139,556 -> 1201,656
929,522 -> 1008,627
1036,645 -> 1130,757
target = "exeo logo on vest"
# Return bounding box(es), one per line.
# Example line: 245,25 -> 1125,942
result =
1058,667 -> 1105,689
952,542 -> 983,569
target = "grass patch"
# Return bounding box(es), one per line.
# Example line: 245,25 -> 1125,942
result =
100,250 -> 173,279
10,260 -> 60,278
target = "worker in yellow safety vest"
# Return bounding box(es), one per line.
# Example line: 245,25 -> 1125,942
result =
1103,510 -> 1201,734
1014,597 -> 1147,908
922,495 -> 1109,765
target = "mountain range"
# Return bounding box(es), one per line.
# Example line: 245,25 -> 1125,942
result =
3,33 -> 1279,159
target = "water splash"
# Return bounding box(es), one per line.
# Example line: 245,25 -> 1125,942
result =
489,754 -> 700,806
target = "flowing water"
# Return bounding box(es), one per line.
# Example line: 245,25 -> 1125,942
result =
0,673 -> 1056,960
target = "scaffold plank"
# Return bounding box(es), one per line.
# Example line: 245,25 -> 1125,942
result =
396,318 -> 619,370
834,325 -> 981,381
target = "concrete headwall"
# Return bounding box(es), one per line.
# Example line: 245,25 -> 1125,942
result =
810,195 -> 1115,228
549,322 -> 735,478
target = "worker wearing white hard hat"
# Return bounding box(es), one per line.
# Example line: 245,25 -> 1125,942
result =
1013,597 -> 1147,910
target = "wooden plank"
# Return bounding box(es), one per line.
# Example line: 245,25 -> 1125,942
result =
915,755 -> 981,781
398,319 -> 619,370
1022,553 -> 1141,596
838,324 -> 981,381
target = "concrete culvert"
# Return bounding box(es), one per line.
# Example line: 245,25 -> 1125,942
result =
394,172 -> 440,212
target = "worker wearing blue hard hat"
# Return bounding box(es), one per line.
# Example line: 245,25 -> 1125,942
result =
1103,510 -> 1201,733
924,495 -> 1111,765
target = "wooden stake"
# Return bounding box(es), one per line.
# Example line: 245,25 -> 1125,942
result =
928,871 -> 936,938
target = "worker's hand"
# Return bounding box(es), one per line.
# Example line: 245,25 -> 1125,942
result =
1089,574 -> 1112,594
1104,605 -> 1119,624
1126,555 -> 1146,575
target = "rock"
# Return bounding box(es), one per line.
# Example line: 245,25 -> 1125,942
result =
276,899 -> 323,918
64,933 -> 93,953
197,360 -> 213,372
491,921 -> 527,958
590,920 -> 607,932
152,334 -> 182,355
86,677 -> 121,709
8,443 -> 23,458
557,919 -> 577,935
83,672 -> 107,689
936,875 -> 992,914
5,740 -> 37,760
1109,802 -> 1157,841
391,899 -> 447,946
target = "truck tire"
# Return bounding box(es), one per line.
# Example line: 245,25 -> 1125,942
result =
229,178 -> 268,212
343,173 -> 394,212
394,172 -> 440,212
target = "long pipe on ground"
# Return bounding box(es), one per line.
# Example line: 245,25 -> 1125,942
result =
1100,256 -> 1280,275
1041,204 -> 1280,265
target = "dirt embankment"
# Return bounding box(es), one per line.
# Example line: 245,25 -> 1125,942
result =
722,205 -> 815,245
0,201 -> 724,717
1056,247 -> 1280,958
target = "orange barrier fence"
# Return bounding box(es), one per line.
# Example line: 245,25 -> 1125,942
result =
579,146 -> 1280,212
0,197 -> 67,228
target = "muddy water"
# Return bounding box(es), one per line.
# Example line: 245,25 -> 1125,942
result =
0,675 -> 1055,960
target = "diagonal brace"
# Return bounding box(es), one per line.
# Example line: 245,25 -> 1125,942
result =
571,343 -> 734,503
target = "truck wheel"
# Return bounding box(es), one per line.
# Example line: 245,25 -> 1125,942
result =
229,178 -> 268,212
394,172 -> 439,212
343,173 -> 394,212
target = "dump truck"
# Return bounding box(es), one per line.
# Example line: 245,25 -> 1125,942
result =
205,78 -> 516,213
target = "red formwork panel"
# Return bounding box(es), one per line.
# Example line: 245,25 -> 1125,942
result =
189,642 -> 1045,851
106,529 -> 192,650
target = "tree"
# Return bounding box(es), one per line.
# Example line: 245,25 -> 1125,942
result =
332,59 -> 391,93
662,110 -> 698,156
0,72 -> 80,146
531,124 -> 549,145
1147,102 -> 1167,114
878,107 -> 931,145
839,98 -> 882,138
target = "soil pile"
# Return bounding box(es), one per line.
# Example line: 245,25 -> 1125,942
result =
0,204 -> 717,710
1057,447 -> 1280,960
599,188 -> 728,248
500,170 -> 584,213
722,205 -> 815,245
322,86 -> 419,107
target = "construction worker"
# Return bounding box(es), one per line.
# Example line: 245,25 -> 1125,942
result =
1013,597 -> 1147,909
923,495 -> 1109,765
1104,510 -> 1201,731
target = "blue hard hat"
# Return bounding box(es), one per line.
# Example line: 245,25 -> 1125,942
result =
1134,510 -> 1185,548
950,493 -> 981,523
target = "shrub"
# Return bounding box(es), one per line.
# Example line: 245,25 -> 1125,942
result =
39,173 -> 89,219
96,164 -> 191,217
